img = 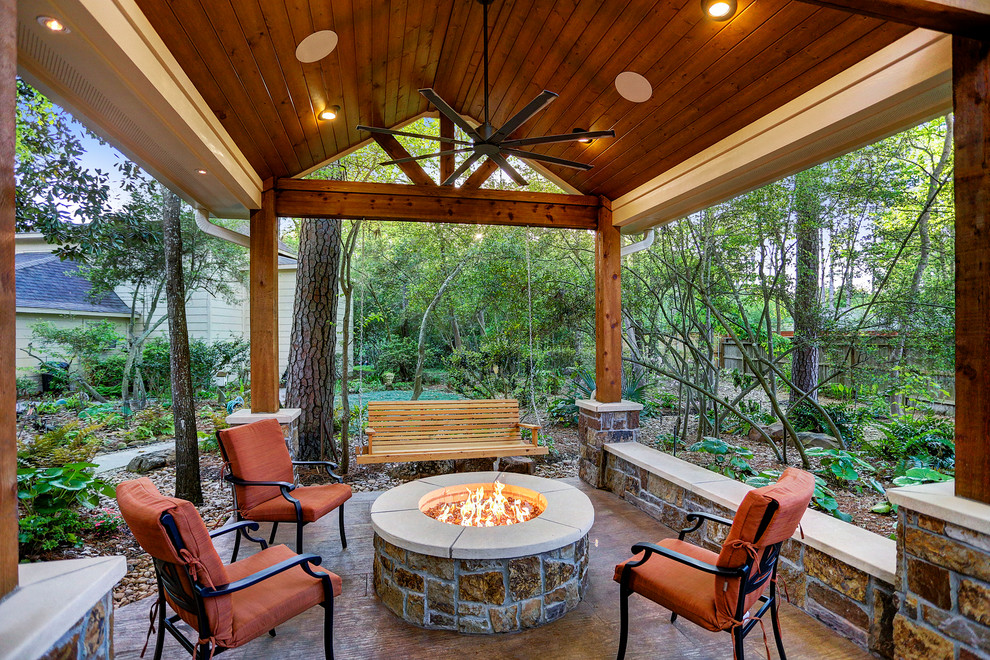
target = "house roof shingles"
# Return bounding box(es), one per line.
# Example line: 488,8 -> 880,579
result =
15,253 -> 132,315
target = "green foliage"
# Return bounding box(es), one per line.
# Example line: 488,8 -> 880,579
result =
445,333 -> 526,399
375,336 -> 420,382
19,507 -> 122,554
16,377 -> 39,397
198,430 -> 219,453
27,320 -> 123,390
806,447 -> 885,495
892,467 -> 953,488
548,370 -> 655,426
126,405 -> 174,443
79,403 -> 129,429
17,421 -> 103,467
88,353 -> 127,390
688,437 -> 756,479
142,336 -> 250,396
789,401 -> 870,446
872,415 -> 955,469
746,470 -> 852,523
17,462 -> 114,515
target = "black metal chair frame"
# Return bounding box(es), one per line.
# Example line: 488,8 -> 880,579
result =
151,515 -> 335,660
216,430 -> 347,562
617,503 -> 786,660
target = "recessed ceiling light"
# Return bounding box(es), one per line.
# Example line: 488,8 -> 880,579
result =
319,105 -> 341,121
702,0 -> 737,20
615,72 -> 652,103
37,16 -> 69,33
196,169 -> 208,175
295,30 -> 339,63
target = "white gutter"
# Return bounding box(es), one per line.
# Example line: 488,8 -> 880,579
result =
620,229 -> 655,257
195,209 -> 296,258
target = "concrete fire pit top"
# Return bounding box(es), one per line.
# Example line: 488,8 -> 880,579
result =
371,472 -> 595,560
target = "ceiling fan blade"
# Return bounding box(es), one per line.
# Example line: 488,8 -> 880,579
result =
489,152 -> 528,187
419,89 -> 482,141
489,90 -> 558,143
502,130 -> 616,148
357,125 -> 471,145
502,148 -> 594,171
379,148 -> 472,167
441,151 -> 482,186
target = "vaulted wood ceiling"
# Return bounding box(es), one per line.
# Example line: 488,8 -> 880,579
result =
135,0 -> 911,198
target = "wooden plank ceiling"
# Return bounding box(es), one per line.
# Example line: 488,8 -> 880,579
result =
135,0 -> 911,199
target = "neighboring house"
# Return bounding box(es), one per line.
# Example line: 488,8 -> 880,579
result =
15,233 -> 347,384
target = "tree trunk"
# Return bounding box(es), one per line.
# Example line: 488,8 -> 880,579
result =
162,190 -> 201,504
790,170 -> 822,405
286,218 -> 342,461
412,259 -> 467,400
337,220 -> 360,475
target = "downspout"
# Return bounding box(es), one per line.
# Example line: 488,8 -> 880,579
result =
194,208 -> 296,258
620,228 -> 655,257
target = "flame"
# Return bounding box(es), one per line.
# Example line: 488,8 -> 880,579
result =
426,480 -> 539,527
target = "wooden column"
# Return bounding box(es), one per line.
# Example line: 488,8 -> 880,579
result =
953,35 -> 990,504
595,197 -> 622,403
250,187 -> 280,413
440,115 -> 455,185
1,0 -> 17,599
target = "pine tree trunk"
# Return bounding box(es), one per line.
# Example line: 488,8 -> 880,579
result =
162,190 -> 201,504
286,218 -> 342,461
790,171 -> 822,405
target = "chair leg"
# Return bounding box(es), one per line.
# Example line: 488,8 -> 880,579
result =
617,585 -> 631,660
269,629 -> 276,637
323,598 -> 335,660
269,522 -> 279,546
338,503 -> 347,549
230,529 -> 242,563
733,626 -> 745,660
296,521 -> 304,554
670,611 -> 678,623
153,593 -> 166,660
770,596 -> 787,660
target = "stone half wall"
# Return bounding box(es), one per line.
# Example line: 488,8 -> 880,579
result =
577,399 -> 642,489
39,591 -> 114,660
892,502 -> 990,659
373,533 -> 589,634
603,447 -> 898,658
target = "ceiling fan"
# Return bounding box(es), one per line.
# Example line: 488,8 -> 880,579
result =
356,0 -> 614,187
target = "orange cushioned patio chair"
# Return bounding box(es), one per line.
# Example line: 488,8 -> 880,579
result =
217,418 -> 352,562
116,478 -> 342,660
615,467 -> 814,660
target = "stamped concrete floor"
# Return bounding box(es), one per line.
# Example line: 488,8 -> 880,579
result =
112,478 -> 870,660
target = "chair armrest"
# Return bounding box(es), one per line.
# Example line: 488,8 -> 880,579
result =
365,427 -> 377,436
518,423 -> 541,430
209,520 -> 260,538
224,475 -> 296,491
678,511 -> 734,540
200,554 -> 325,596
625,542 -> 746,579
292,460 -> 343,483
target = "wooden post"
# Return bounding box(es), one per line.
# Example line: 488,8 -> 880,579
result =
953,35 -> 990,504
250,187 -> 280,413
0,0 -> 17,599
595,197 -> 622,403
440,115 -> 455,185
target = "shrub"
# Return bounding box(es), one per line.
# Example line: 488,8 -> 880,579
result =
17,462 -> 115,514
19,509 -> 90,553
17,421 -> 103,467
142,336 -> 250,396
126,405 -> 174,443
873,415 -> 954,470
688,437 -> 756,479
16,376 -> 39,397
805,447 -> 885,495
88,353 -> 127,390
444,334 -> 526,399
375,336 -> 420,381
789,401 -> 871,446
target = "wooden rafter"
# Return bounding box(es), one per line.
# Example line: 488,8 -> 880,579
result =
274,179 -> 599,230
795,0 -> 990,39
372,134 -> 436,186
460,158 -> 499,190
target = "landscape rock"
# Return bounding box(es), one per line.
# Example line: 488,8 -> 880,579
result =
499,456 -> 535,474
798,432 -> 840,450
126,450 -> 173,473
748,421 -> 784,443
454,458 -> 497,473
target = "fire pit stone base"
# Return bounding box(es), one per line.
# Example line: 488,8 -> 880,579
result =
373,533 -> 589,633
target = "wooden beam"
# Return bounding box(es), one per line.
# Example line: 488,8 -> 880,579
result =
595,197 -> 622,403
372,134 -> 436,186
439,115 -> 455,184
795,0 -> 990,40
0,0 -> 16,600
275,179 -> 599,230
953,35 -> 990,505
461,158 -> 499,190
249,188 -> 280,413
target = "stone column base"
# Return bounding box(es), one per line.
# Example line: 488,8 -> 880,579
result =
576,399 -> 642,489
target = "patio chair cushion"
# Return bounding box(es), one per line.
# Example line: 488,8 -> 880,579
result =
219,419 -> 295,512
116,478 -> 234,642
613,539 -> 721,632
224,544 -> 342,647
242,482 -> 353,523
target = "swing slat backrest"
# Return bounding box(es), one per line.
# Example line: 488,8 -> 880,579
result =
355,399 -> 547,464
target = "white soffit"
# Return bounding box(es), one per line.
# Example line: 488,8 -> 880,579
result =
612,29 -> 952,234
16,0 -> 262,218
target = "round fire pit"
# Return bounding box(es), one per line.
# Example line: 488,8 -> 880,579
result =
371,472 -> 594,634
